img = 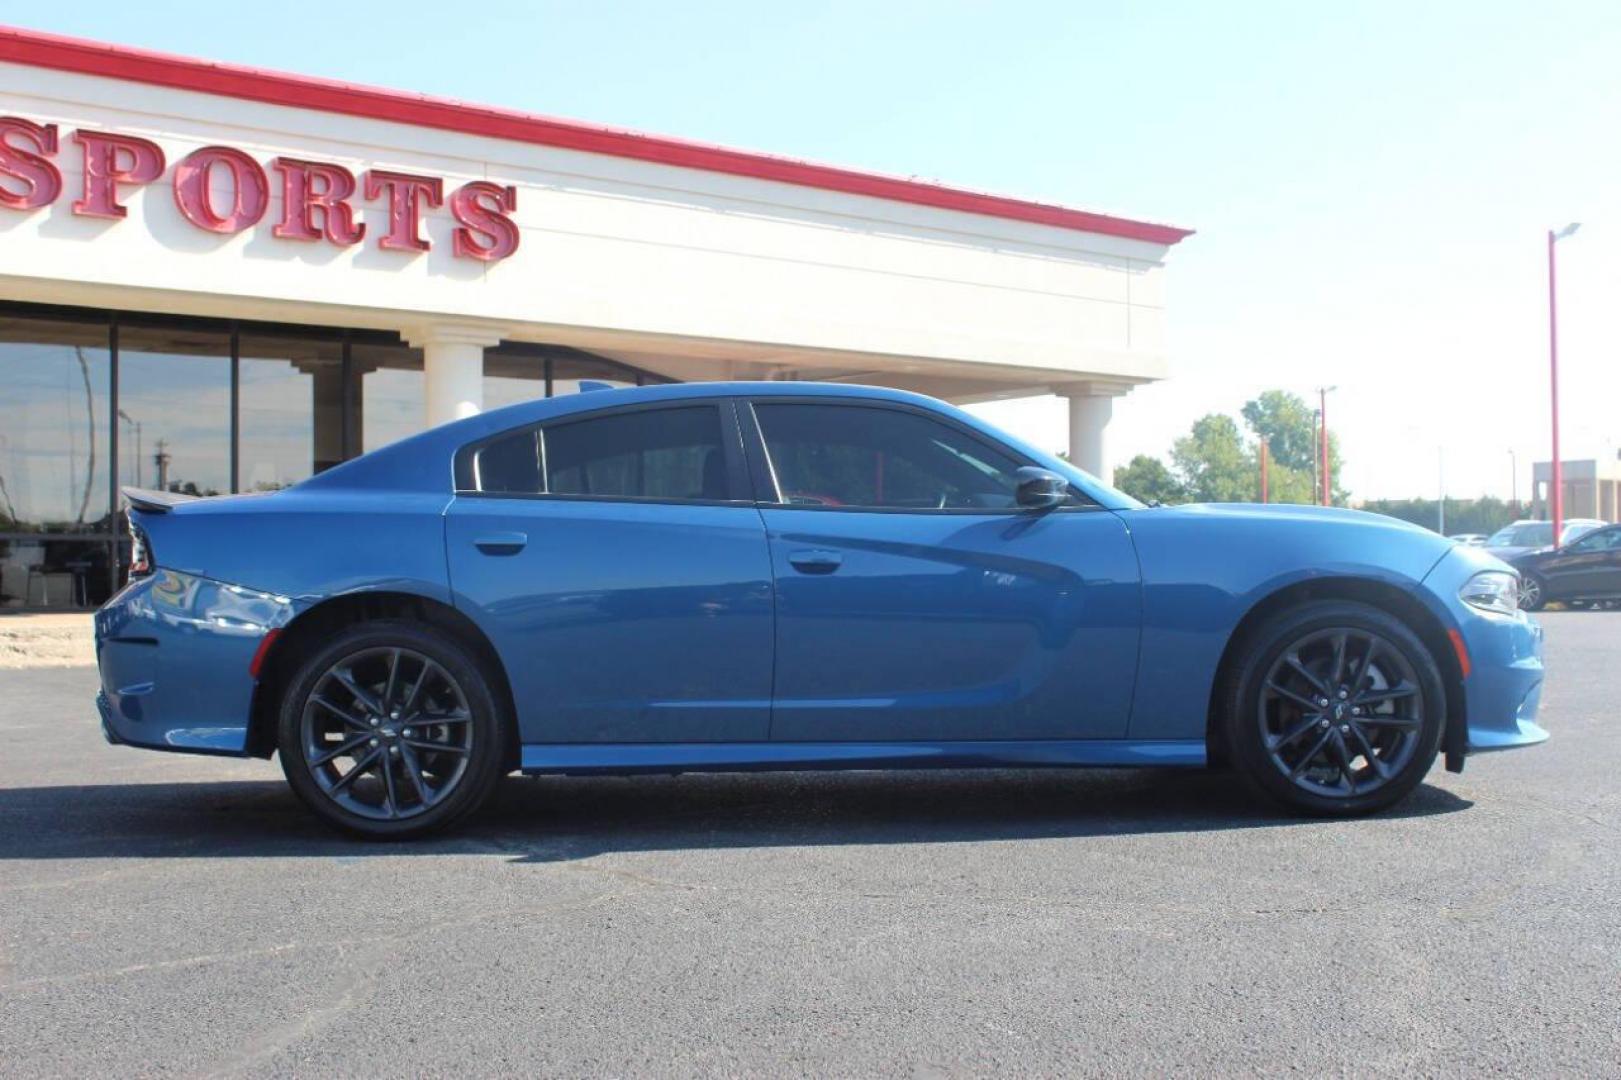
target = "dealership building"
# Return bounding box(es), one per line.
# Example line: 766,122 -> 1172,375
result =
0,26 -> 1190,609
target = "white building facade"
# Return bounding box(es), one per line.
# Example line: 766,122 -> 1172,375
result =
0,25 -> 1189,608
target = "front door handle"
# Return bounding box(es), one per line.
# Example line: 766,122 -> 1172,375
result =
788,549 -> 842,574
474,531 -> 527,555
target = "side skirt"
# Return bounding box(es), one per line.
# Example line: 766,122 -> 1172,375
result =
519,739 -> 1207,776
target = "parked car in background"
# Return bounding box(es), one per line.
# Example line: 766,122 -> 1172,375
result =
1485,518 -> 1606,560
1513,523 -> 1621,610
1448,534 -> 1488,547
95,383 -> 1548,838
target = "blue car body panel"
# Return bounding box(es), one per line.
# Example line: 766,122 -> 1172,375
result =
94,381 -> 1546,776
96,568 -> 295,754
761,505 -> 1140,741
1421,543 -> 1548,753
1121,503 -> 1454,741
444,497 -> 775,743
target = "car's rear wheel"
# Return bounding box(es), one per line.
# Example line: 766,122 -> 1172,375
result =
1518,574 -> 1547,611
277,621 -> 507,838
1223,601 -> 1445,816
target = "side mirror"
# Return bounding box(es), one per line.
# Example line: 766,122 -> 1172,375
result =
1014,467 -> 1069,510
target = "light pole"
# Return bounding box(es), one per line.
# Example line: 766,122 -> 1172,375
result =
1548,222 -> 1580,546
1259,437 -> 1269,504
1508,449 -> 1518,513
1316,385 -> 1337,506
1311,410 -> 1320,502
117,409 -> 142,488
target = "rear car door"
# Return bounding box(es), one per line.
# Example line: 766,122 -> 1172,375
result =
445,399 -> 774,744
742,398 -> 1141,743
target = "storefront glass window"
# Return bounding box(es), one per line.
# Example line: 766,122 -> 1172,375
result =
239,334 -> 343,486
0,316 -> 111,531
357,341 -> 424,453
0,315 -> 114,609
484,348 -> 547,410
117,324 -> 232,497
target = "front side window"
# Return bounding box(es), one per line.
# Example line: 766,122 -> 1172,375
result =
753,403 -> 1034,510
1569,528 -> 1620,553
473,405 -> 729,501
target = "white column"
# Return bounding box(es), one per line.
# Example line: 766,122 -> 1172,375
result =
405,322 -> 509,428
1063,383 -> 1131,484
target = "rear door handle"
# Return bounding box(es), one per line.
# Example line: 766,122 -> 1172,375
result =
788,549 -> 842,574
474,531 -> 527,555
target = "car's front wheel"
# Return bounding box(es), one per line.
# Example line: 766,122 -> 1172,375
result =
1518,574 -> 1547,612
277,621 -> 508,838
1223,601 -> 1445,816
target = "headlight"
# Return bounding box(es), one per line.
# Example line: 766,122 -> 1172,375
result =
1460,570 -> 1521,615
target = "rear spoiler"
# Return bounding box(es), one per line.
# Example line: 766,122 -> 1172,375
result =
122,486 -> 199,514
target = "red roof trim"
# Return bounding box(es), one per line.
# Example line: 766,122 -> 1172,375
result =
0,25 -> 1192,246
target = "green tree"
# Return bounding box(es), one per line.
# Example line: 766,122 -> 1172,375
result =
1113,454 -> 1187,504
1171,414 -> 1257,503
1240,389 -> 1347,504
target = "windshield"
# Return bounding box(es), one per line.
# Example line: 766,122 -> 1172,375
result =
1563,522 -> 1601,544
1487,523 -> 1552,548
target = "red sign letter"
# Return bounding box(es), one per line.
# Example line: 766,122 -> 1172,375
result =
72,131 -> 165,219
450,182 -> 519,262
173,146 -> 269,234
0,117 -> 62,211
364,169 -> 443,252
272,157 -> 364,245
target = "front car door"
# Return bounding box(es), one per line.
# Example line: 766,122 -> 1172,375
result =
1544,525 -> 1621,599
445,400 -> 774,744
741,398 -> 1141,743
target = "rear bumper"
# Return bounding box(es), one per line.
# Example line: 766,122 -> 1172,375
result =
95,569 -> 294,756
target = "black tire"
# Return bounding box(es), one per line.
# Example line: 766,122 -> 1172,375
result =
277,620 -> 509,839
1519,574 -> 1548,612
1222,601 -> 1445,817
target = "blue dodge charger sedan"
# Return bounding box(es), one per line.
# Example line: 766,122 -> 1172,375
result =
95,383 -> 1547,837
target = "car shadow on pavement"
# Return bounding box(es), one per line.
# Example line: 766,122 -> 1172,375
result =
0,767 -> 1473,862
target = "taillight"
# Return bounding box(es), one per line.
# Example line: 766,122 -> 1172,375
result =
129,520 -> 153,577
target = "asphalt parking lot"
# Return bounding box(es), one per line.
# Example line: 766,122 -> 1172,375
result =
2,612 -> 1617,1077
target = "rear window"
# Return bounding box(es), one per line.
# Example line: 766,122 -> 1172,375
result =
473,405 -> 730,502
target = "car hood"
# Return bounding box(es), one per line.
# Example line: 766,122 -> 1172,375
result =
1117,502 -> 1479,623
1130,501 -> 1441,537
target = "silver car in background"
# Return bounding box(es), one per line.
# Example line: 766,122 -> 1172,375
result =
1485,518 -> 1607,560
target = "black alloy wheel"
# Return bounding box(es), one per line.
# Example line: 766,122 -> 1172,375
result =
278,622 -> 507,838
1224,601 -> 1445,816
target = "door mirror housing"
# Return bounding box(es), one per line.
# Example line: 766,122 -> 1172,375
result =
1014,467 -> 1069,510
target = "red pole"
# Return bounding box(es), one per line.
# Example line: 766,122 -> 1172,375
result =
1319,388 -> 1330,506
1548,229 -> 1563,547
1260,438 -> 1269,503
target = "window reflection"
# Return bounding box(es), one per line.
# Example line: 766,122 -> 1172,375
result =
484,348 -> 546,410
117,324 -> 231,497
0,317 -> 111,532
357,341 -> 424,452
239,335 -> 342,486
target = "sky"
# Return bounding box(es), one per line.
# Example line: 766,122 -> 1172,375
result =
12,0 -> 1619,501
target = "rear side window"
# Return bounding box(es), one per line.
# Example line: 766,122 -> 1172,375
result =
473,405 -> 730,501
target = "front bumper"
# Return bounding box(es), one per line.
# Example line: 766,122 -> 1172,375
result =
95,569 -> 295,755
1423,548 -> 1548,759
1458,610 -> 1547,754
